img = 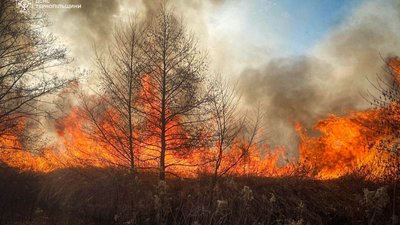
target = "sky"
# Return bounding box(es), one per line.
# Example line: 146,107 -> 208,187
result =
263,0 -> 362,55
192,0 -> 366,74
232,0 -> 359,54
42,0 -> 363,71
39,0 -> 400,155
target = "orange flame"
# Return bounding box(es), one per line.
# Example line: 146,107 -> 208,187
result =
1,59 -> 400,181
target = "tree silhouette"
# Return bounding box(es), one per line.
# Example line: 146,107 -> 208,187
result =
139,5 -> 210,180
0,0 -> 68,150
79,19 -> 144,174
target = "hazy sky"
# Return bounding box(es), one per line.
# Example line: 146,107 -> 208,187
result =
43,0 -> 364,72
40,0 -> 400,154
219,0 -> 361,54
198,0 -> 364,71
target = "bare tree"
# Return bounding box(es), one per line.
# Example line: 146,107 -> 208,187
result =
209,75 -> 244,187
79,19 -> 143,174
139,6 -> 210,180
209,76 -> 263,187
369,57 -> 400,177
0,0 -> 68,150
368,57 -> 400,225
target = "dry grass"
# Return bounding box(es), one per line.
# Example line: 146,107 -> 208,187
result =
0,165 -> 398,225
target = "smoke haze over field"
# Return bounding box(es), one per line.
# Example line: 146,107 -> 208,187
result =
43,0 -> 400,156
45,0 -> 231,67
238,0 -> 400,154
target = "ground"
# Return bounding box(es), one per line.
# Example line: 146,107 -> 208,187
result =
0,165 -> 398,225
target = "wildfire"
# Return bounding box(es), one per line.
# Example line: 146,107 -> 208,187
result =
1,59 -> 400,181
296,110 -> 394,180
2,105 -> 395,181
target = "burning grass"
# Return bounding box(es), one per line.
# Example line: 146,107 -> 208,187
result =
0,106 -> 398,225
0,106 -> 398,182
2,60 -> 400,184
1,56 -> 400,225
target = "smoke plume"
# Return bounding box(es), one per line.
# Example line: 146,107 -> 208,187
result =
238,0 -> 400,155
43,0 -> 400,156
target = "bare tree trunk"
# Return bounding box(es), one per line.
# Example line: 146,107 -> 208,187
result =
160,98 -> 166,180
211,144 -> 223,189
128,50 -> 136,175
160,45 -> 167,180
128,88 -> 135,175
159,12 -> 168,180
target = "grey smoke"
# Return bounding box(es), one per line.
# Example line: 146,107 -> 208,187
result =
238,0 -> 400,155
45,0 -> 226,66
42,0 -> 400,157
